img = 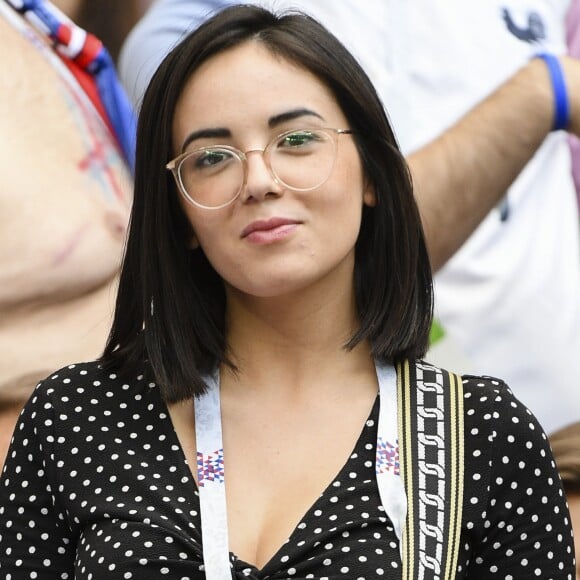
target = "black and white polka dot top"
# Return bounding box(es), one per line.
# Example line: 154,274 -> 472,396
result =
0,361 -> 575,579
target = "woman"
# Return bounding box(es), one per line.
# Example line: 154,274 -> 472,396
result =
0,5 -> 574,579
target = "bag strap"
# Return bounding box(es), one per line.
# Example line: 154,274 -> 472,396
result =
397,360 -> 465,580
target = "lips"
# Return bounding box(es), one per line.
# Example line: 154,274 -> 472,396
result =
241,217 -> 300,244
241,217 -> 300,238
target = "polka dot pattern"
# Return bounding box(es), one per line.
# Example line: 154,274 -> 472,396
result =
0,363 -> 574,578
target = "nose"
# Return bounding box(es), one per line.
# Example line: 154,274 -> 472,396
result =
240,149 -> 284,203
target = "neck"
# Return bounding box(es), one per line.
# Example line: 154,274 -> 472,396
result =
0,276 -> 119,404
223,280 -> 375,399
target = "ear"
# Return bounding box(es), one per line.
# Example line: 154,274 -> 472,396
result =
362,180 -> 377,207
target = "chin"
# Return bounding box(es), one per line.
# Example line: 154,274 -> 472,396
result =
229,272 -> 324,301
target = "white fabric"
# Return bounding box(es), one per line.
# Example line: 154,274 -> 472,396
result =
119,0 -> 580,432
194,372 -> 232,579
374,362 -> 405,558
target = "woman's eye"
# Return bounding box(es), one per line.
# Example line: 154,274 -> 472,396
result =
194,149 -> 231,169
278,131 -> 320,149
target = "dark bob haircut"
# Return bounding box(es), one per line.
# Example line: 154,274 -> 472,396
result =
101,4 -> 433,402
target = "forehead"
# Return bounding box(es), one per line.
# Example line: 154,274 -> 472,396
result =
172,41 -> 346,137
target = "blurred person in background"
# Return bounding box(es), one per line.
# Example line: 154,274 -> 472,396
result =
0,0 -> 135,469
53,0 -> 153,62
550,421 -> 580,579
567,0 -> 580,202
119,0 -> 580,433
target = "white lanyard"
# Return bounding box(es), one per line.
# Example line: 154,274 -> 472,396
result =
195,362 -> 406,579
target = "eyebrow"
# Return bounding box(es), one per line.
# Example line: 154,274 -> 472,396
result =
180,108 -> 325,152
267,108 -> 324,128
181,128 -> 231,153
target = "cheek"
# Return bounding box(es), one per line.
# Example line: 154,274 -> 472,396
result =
179,200 -> 214,245
325,161 -> 368,219
193,225 -> 248,292
184,216 -> 212,249
309,188 -> 364,260
182,207 -> 233,264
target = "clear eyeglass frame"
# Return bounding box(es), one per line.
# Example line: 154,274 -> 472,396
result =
166,127 -> 353,210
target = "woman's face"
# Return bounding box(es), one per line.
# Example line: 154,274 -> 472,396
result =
171,41 -> 374,301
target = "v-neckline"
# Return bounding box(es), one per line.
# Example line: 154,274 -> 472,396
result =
236,394 -> 381,575
160,388 -> 380,574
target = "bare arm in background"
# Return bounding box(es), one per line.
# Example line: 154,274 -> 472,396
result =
412,57 -> 580,271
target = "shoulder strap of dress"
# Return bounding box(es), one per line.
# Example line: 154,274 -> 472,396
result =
397,359 -> 464,580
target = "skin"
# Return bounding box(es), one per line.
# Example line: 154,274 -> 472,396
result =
172,44 -> 375,301
51,0 -> 83,19
409,56 -> 580,270
0,13 -> 131,467
168,41 -> 379,569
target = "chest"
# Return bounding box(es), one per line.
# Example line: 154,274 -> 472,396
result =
179,392 -> 380,568
72,404 -> 412,579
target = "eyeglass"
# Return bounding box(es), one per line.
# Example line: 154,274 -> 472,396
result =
166,127 -> 353,210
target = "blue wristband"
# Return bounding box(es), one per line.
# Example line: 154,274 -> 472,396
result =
535,52 -> 570,131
